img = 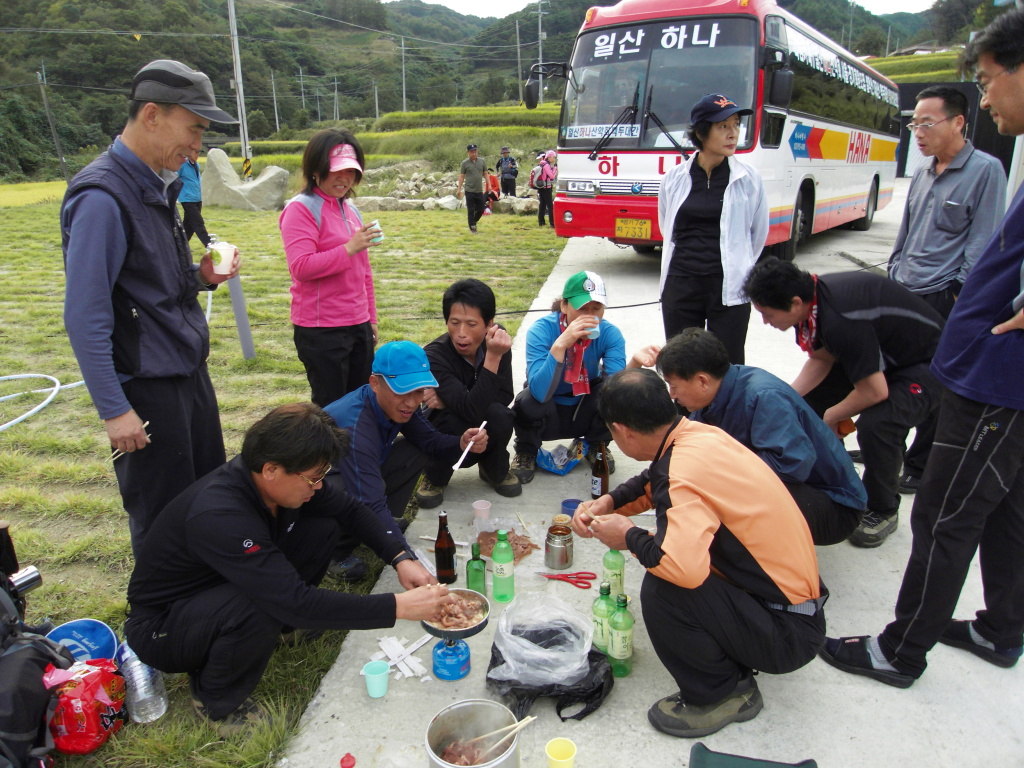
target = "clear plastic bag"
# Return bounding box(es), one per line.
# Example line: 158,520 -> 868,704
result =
487,595 -> 593,687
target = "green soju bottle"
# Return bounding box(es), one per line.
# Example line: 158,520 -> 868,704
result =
602,547 -> 625,598
608,594 -> 634,677
492,529 -> 515,603
592,581 -> 615,653
466,542 -> 486,596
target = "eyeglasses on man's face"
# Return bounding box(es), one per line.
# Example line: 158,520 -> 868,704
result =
975,67 -> 1015,96
906,117 -> 951,132
296,470 -> 329,488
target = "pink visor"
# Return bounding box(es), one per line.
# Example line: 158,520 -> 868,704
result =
329,144 -> 362,173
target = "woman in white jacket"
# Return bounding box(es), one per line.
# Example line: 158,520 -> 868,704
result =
658,94 -> 768,364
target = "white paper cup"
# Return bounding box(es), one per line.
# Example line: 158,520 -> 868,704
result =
210,242 -> 235,275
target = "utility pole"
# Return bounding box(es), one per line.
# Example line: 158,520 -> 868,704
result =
401,37 -> 407,112
516,19 -> 523,103
37,72 -> 69,185
227,0 -> 252,181
334,77 -> 339,121
299,65 -> 306,109
374,82 -> 379,119
848,0 -> 855,51
271,70 -> 280,132
885,25 -> 892,58
536,0 -> 547,105
315,87 -> 321,122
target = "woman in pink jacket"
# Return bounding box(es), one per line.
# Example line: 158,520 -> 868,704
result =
279,129 -> 382,406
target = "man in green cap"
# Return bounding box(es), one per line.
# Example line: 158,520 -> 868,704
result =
511,270 -> 628,483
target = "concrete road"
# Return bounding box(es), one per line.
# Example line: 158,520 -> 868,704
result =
282,179 -> 1022,767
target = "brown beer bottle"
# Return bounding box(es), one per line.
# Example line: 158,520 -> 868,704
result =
591,442 -> 610,500
435,511 -> 457,584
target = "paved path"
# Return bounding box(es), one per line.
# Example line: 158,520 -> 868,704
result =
281,180 -> 1022,767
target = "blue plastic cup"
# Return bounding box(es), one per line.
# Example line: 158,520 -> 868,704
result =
363,660 -> 390,698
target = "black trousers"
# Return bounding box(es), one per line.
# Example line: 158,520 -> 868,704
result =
879,390 -> 1024,676
641,572 -> 825,705
425,401 -> 514,487
115,366 -> 226,557
512,379 -> 610,456
500,177 -> 516,196
293,323 -> 374,408
783,481 -> 864,546
537,188 -> 554,225
181,201 -> 211,247
466,192 -> 487,228
660,274 -> 750,364
902,286 -> 955,477
804,363 -> 941,516
125,516 -> 338,720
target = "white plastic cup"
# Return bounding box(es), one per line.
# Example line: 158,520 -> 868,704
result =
546,737 -> 577,768
209,241 -> 236,275
473,500 -> 491,520
369,219 -> 384,243
363,660 -> 390,698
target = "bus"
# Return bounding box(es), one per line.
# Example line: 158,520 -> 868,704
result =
524,0 -> 901,259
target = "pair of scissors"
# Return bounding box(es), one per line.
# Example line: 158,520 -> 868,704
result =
540,571 -> 597,589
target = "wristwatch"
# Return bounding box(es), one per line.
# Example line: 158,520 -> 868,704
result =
391,549 -> 417,568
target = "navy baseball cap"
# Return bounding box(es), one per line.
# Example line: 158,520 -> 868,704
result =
689,94 -> 752,125
372,341 -> 438,394
467,143 -> 478,150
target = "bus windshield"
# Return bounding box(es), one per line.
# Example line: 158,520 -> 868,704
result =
561,17 -> 759,151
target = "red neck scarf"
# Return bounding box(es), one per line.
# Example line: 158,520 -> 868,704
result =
794,275 -> 819,355
560,314 -> 592,396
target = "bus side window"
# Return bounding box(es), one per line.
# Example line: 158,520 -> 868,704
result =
761,110 -> 786,148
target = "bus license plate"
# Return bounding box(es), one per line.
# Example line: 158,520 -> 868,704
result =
615,218 -> 651,240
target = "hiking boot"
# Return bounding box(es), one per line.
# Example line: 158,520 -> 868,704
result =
193,697 -> 270,739
479,466 -> 523,498
469,224 -> 477,233
898,472 -> 921,494
817,636 -> 916,688
510,452 -> 536,484
392,516 -> 410,533
415,477 -> 445,509
848,510 -> 898,548
647,674 -> 763,738
585,445 -> 616,475
326,555 -> 368,582
938,619 -> 1022,668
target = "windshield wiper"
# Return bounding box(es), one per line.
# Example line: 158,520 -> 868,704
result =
587,81 -> 640,161
641,85 -> 689,158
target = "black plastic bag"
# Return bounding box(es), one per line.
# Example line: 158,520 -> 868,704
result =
485,642 -> 614,721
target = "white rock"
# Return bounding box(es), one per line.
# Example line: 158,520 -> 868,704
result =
202,148 -> 289,211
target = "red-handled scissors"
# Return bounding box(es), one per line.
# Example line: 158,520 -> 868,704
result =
540,571 -> 597,589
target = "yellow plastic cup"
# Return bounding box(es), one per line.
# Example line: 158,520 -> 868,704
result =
545,737 -> 577,768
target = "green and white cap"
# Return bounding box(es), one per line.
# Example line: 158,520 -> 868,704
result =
562,270 -> 607,309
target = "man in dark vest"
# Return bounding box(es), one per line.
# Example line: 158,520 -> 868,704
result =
61,59 -> 240,556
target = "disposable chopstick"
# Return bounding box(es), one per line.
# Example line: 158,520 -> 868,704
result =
420,535 -> 469,547
451,420 -> 487,471
478,716 -> 537,758
464,715 -> 537,746
110,421 -> 150,462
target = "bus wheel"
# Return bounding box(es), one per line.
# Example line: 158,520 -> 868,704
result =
851,179 -> 878,232
777,190 -> 809,261
633,244 -> 659,255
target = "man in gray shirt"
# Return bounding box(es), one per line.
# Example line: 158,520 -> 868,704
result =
888,85 -> 1006,493
456,143 -> 487,233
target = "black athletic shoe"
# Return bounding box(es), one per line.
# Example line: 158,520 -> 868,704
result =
848,449 -> 863,463
898,472 -> 921,494
818,636 -> 915,689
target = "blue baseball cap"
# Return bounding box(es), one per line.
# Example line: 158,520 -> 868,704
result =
372,341 -> 438,394
689,93 -> 752,125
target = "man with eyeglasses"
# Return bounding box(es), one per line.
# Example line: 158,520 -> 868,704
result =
818,9 -> 1024,688
885,85 -> 1006,494
125,403 -> 449,736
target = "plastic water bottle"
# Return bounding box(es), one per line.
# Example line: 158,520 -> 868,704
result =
115,641 -> 168,723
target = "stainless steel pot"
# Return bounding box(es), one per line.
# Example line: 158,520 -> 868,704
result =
425,699 -> 521,767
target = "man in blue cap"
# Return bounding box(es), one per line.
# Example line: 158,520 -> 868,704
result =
323,341 -> 488,577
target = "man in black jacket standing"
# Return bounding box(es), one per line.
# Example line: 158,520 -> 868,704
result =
416,279 -> 521,508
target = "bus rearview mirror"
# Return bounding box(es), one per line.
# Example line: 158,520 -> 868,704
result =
524,79 -> 540,109
768,69 -> 794,109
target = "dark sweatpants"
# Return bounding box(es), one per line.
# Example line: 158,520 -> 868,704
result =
512,378 -> 610,456
642,572 -> 825,704
294,323 -> 375,408
125,516 -> 338,719
804,363 -> 941,516
465,192 -> 487,228
500,177 -> 516,197
115,365 -> 226,558
181,201 -> 211,247
660,274 -> 750,364
783,481 -> 863,546
879,390 -> 1024,676
537,187 -> 554,226
425,401 -> 514,487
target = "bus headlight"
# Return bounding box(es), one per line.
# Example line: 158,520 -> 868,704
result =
563,211 -> 573,223
565,180 -> 597,197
